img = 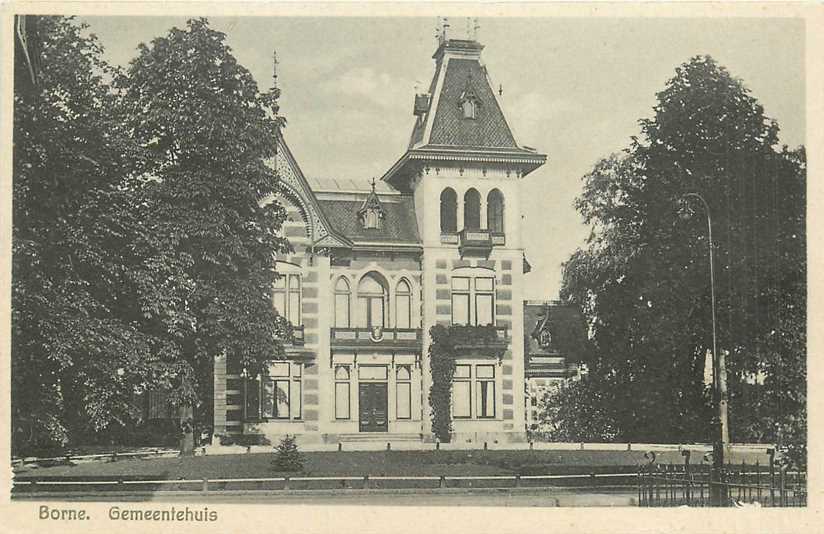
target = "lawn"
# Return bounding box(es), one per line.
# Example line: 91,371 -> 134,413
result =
14,448 -> 771,481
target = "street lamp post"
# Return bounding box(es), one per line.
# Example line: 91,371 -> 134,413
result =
679,192 -> 729,506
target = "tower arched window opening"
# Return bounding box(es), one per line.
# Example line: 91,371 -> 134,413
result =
464,188 -> 481,230
440,188 -> 457,233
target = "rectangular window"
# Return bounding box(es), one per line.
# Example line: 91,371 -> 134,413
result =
476,365 -> 496,418
396,382 -> 411,419
273,274 -> 302,325
335,294 -> 349,327
451,276 -> 495,326
260,362 -> 301,420
290,379 -> 302,420
454,364 -> 471,379
274,379 -> 290,419
475,278 -> 494,292
396,294 -> 411,329
453,364 -> 472,418
452,293 -> 470,325
476,294 -> 494,326
335,383 -> 350,419
452,381 -> 471,418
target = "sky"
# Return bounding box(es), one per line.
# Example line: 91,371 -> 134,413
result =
82,16 -> 805,300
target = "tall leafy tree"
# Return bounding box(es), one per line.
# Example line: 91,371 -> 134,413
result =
117,18 -> 291,435
12,16 -> 163,453
560,56 -> 805,461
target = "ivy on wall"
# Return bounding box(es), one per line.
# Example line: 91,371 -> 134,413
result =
428,324 -> 508,442
428,325 -> 457,443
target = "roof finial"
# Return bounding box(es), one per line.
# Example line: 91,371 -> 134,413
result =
472,17 -> 480,41
370,177 -> 377,192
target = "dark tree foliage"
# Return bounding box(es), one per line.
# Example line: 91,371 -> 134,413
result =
116,18 -> 291,431
560,56 -> 805,462
12,16 -> 291,454
12,16 -> 161,453
535,380 -> 619,443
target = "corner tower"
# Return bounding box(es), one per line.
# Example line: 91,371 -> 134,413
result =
382,32 -> 547,442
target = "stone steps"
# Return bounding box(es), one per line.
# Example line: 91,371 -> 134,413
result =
331,433 -> 423,443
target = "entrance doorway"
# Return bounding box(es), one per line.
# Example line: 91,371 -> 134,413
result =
358,383 -> 388,432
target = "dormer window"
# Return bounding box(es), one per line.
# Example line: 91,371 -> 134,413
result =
462,99 -> 477,119
358,178 -> 385,230
459,75 -> 480,120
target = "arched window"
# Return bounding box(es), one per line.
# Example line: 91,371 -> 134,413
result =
357,272 -> 388,328
464,188 -> 481,230
395,279 -> 412,329
487,189 -> 505,233
334,277 -> 351,328
440,188 -> 457,233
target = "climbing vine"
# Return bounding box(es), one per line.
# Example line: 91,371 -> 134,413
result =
428,325 -> 457,443
428,324 -> 507,442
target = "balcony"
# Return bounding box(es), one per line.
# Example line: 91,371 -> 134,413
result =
451,325 -> 509,352
330,327 -> 423,350
458,229 -> 492,257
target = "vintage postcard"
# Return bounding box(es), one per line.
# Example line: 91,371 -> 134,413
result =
1,2 -> 821,533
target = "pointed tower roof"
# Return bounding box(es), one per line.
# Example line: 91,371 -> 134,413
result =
384,36 -> 546,190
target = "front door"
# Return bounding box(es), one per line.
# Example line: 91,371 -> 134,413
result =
358,383 -> 388,432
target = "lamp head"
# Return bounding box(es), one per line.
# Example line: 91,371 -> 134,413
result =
677,197 -> 695,221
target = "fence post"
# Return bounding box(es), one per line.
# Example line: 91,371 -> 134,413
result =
742,460 -> 747,502
515,474 -> 521,488
755,460 -> 761,504
439,475 -> 446,489
682,449 -> 691,504
283,476 -> 290,491
768,448 -> 775,507
637,467 -> 642,506
363,475 -> 370,490
202,479 -> 208,492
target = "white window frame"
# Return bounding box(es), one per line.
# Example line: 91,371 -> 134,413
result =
451,274 -> 495,326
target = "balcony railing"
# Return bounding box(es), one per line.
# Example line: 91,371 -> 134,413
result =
330,327 -> 423,349
451,325 -> 509,351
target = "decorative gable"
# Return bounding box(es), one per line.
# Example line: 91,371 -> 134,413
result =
357,179 -> 385,230
531,304 -> 553,352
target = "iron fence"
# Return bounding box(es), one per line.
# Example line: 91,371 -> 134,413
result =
638,451 -> 806,507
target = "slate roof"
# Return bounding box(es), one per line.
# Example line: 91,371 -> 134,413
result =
428,58 -> 517,148
523,302 -> 588,362
316,195 -> 420,244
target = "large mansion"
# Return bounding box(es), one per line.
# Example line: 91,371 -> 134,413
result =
212,35 -> 581,445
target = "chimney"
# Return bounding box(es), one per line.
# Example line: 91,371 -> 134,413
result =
413,93 -> 431,116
